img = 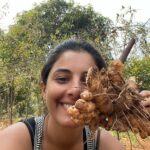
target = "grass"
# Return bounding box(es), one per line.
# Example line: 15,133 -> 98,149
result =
111,130 -> 150,150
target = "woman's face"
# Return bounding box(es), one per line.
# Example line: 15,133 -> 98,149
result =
42,51 -> 96,128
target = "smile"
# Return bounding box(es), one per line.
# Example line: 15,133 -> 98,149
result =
61,103 -> 74,109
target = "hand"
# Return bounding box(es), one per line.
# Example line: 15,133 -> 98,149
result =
140,90 -> 150,113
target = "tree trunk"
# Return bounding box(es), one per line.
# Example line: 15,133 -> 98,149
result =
119,38 -> 136,63
9,79 -> 15,124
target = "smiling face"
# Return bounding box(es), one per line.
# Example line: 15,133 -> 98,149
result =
42,51 -> 96,128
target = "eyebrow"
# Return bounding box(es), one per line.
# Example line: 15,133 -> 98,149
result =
54,68 -> 88,75
54,68 -> 71,74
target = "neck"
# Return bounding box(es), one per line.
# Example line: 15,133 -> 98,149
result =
43,115 -> 84,149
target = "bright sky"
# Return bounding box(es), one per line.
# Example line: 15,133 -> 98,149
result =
0,0 -> 150,30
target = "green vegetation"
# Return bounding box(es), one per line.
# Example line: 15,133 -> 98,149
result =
125,57 -> 150,90
0,0 -> 112,119
0,0 -> 149,121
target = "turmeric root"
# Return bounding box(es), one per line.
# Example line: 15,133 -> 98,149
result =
67,59 -> 150,139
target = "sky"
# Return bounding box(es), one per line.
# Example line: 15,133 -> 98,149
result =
0,0 -> 150,30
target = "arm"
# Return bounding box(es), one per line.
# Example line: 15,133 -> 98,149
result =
99,129 -> 125,150
0,122 -> 32,150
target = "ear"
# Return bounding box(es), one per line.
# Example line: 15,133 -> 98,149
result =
40,81 -> 47,100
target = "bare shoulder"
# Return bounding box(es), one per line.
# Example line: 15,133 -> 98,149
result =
0,122 -> 32,150
99,129 -> 125,150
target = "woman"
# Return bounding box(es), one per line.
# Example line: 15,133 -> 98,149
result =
0,39 -> 149,150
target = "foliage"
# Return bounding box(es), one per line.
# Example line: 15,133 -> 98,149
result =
0,1 -> 9,21
125,57 -> 150,90
1,1 -> 149,119
0,0 -> 112,118
108,6 -> 150,59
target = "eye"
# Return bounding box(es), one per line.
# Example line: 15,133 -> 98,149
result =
55,76 -> 69,84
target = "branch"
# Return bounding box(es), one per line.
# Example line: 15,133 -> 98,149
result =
119,38 -> 136,63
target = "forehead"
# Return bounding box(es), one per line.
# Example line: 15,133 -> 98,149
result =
50,51 -> 96,74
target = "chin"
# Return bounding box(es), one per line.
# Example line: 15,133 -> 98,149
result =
60,117 -> 80,128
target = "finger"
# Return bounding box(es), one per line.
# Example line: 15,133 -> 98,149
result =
140,90 -> 150,97
141,98 -> 150,107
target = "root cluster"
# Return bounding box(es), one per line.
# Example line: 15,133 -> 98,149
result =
67,60 -> 150,139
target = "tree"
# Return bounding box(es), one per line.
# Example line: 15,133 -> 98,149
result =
107,6 -> 150,59
0,0 -> 112,118
0,1 -> 9,20
125,57 -> 150,90
104,6 -> 150,91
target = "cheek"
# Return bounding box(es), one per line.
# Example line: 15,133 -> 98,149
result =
45,83 -> 66,104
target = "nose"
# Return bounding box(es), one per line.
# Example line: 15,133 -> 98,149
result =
68,87 -> 81,101
67,82 -> 83,101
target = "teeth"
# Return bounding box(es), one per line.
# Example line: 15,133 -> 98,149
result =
63,104 -> 73,108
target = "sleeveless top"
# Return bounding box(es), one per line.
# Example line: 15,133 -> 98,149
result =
23,116 -> 100,150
